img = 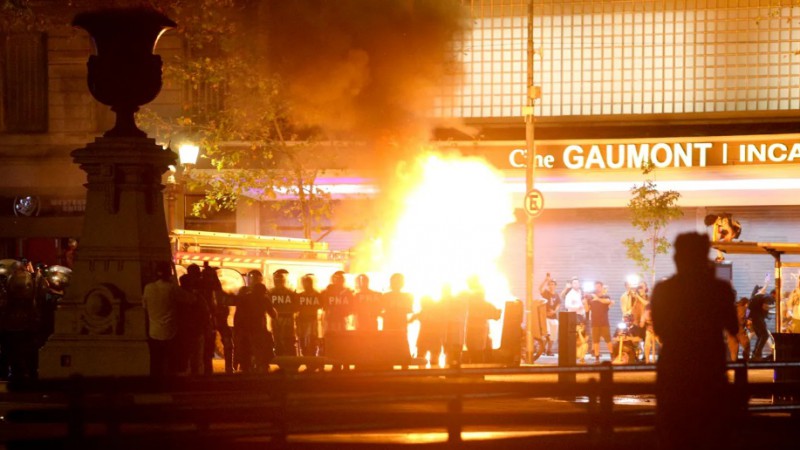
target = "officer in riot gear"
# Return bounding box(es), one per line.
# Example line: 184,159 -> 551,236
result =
0,261 -> 39,379
382,273 -> 414,358
463,275 -> 501,364
321,271 -> 355,335
202,263 -> 231,373
355,274 -> 383,331
270,269 -> 299,356
233,270 -> 276,372
297,274 -> 322,357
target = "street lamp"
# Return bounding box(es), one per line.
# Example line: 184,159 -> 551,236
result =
178,143 -> 199,166
165,142 -> 199,232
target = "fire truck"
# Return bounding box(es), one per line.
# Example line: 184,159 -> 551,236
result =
171,229 -> 349,367
171,229 -> 349,293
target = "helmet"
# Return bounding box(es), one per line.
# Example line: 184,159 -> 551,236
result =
246,270 -> 263,286
45,265 -> 72,290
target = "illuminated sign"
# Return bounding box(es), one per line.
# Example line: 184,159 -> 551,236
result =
450,139 -> 800,170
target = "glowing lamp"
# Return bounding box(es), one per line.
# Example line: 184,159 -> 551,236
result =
178,143 -> 199,166
626,274 -> 641,287
582,281 -> 595,293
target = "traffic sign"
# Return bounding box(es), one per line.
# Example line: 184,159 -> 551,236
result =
524,189 -> 544,217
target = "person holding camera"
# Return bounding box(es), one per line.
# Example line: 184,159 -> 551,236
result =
562,277 -> 586,321
621,280 -> 648,327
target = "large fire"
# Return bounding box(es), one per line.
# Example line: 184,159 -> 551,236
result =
355,151 -> 516,355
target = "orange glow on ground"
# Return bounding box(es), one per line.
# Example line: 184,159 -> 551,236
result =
356,152 -> 516,352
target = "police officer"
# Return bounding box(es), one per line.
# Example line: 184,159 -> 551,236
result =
382,273 -> 414,358
441,283 -> 466,368
463,275 -> 500,364
321,271 -> 355,334
201,263 -> 226,374
354,274 -> 383,331
270,269 -> 299,356
297,274 -> 322,357
233,270 -> 276,372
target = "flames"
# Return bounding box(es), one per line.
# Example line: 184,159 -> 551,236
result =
355,151 -> 516,353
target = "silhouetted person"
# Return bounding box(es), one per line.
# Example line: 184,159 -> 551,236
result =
410,295 -> 445,365
143,262 -> 184,377
651,233 -> 737,450
727,297 -> 750,362
441,284 -> 466,368
321,271 -> 355,334
201,262 -> 223,374
234,271 -> 276,373
382,273 -> 414,360
297,274 -> 323,357
748,283 -> 773,361
382,274 -> 413,331
270,269 -> 299,356
178,264 -> 208,375
463,276 -> 500,364
354,274 -> 383,331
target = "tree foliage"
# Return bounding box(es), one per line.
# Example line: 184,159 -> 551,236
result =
3,0 -> 467,241
133,0 -> 339,241
622,164 -> 683,285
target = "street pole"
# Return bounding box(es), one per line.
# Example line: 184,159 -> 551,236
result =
166,178 -> 177,233
524,0 -> 536,363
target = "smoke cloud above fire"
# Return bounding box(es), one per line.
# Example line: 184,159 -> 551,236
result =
267,0 -> 468,151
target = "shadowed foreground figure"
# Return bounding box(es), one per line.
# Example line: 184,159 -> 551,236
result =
651,233 -> 738,450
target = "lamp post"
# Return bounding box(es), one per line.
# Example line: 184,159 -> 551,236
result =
165,143 -> 199,232
524,0 -> 541,364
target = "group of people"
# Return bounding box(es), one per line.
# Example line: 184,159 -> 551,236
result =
535,269 -> 792,364
142,263 -> 503,376
0,259 -> 66,380
535,274 -> 656,363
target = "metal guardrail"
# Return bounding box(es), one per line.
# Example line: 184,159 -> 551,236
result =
4,361 -> 800,449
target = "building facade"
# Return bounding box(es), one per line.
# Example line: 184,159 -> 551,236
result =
1,1 -> 799,330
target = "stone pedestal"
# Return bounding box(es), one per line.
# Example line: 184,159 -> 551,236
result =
39,137 -> 176,378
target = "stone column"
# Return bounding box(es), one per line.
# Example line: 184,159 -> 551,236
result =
39,138 -> 176,377
39,8 -> 177,378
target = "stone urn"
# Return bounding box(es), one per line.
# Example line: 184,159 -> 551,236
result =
73,8 -> 176,137
38,8 -> 178,378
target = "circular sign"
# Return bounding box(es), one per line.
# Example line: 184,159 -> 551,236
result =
524,189 -> 544,217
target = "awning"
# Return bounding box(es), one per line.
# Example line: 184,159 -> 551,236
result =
713,241 -> 800,257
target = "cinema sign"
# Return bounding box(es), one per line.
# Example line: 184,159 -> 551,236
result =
453,138 -> 800,170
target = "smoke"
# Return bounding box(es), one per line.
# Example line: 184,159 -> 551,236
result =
267,0 -> 469,165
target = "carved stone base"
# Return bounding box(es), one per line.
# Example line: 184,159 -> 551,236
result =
39,338 -> 150,378
38,136 -> 175,379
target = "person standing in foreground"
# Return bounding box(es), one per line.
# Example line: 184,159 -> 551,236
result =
142,262 -> 184,376
651,233 -> 738,450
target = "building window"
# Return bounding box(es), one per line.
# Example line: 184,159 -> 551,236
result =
2,32 -> 48,132
182,41 -> 225,122
183,194 -> 236,233
435,0 -> 800,119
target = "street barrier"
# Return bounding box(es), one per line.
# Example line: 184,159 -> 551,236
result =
4,361 -> 800,449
